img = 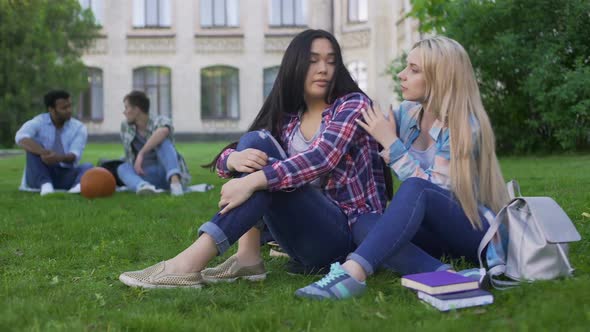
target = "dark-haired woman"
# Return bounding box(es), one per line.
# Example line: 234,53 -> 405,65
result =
119,29 -> 391,289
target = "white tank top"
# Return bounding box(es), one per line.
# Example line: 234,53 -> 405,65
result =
409,143 -> 436,170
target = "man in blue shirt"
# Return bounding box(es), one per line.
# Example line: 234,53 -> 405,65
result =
15,90 -> 93,196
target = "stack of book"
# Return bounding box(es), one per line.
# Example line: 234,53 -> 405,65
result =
401,271 -> 493,312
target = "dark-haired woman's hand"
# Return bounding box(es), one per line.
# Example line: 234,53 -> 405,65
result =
218,171 -> 268,214
355,105 -> 398,149
227,149 -> 269,173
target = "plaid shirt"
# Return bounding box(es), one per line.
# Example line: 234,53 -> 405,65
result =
120,115 -> 191,185
216,92 -> 387,224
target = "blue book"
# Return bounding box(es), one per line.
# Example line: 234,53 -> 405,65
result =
401,271 -> 479,295
417,289 -> 494,311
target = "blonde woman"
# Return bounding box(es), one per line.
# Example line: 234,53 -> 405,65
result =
296,36 -> 509,300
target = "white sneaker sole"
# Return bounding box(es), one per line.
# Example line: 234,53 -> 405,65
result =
202,273 -> 267,284
136,188 -> 156,195
119,274 -> 203,289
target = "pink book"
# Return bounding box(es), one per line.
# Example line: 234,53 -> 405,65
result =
401,271 -> 479,295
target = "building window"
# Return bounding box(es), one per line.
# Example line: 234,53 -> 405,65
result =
133,0 -> 171,28
347,61 -> 368,92
201,66 -> 239,120
269,0 -> 306,27
200,0 -> 239,28
133,67 -> 172,118
79,0 -> 103,25
263,66 -> 279,100
78,67 -> 103,122
348,0 -> 368,23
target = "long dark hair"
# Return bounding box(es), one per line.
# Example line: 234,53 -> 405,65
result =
204,29 -> 393,199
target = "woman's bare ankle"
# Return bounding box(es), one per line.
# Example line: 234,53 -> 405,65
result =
164,258 -> 199,274
235,252 -> 263,266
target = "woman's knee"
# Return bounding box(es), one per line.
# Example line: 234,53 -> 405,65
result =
236,130 -> 285,158
398,177 -> 432,194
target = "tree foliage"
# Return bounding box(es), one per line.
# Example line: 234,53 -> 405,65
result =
394,0 -> 590,152
0,0 -> 99,147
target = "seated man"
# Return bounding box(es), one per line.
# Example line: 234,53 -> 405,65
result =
15,90 -> 93,196
117,90 -> 190,196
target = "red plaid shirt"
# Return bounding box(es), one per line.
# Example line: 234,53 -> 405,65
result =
216,93 -> 387,224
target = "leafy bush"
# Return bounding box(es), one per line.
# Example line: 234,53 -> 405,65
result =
393,0 -> 590,152
0,0 -> 98,147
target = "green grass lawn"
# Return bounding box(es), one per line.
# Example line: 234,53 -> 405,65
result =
1,143 -> 589,331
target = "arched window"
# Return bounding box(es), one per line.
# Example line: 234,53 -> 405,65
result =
201,66 -> 239,120
78,67 -> 103,122
263,66 -> 280,100
347,61 -> 368,92
133,66 -> 172,118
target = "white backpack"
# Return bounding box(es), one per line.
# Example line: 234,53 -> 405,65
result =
478,180 -> 582,289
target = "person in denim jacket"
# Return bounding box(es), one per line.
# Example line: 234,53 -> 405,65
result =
116,91 -> 190,196
297,36 -> 510,300
15,90 -> 93,196
119,29 -> 392,289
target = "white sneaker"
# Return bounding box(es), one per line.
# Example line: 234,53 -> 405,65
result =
40,182 -> 55,196
170,182 -> 184,196
67,183 -> 81,194
136,183 -> 157,195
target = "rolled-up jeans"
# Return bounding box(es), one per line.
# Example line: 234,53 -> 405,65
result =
198,130 -> 355,269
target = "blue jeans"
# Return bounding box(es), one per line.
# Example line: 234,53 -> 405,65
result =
198,130 -> 355,268
349,177 -> 489,276
116,139 -> 181,191
25,152 -> 93,189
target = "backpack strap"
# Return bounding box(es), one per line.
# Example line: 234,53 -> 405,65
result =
477,205 -> 505,268
478,202 -> 522,290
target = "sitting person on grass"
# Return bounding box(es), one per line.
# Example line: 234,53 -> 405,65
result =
15,90 -> 93,196
117,90 -> 190,196
118,29 -> 391,289
296,36 -> 510,300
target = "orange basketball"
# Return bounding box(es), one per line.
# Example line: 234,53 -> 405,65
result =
80,167 -> 116,198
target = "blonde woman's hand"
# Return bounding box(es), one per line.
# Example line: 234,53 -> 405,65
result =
226,148 -> 269,173
355,105 -> 398,148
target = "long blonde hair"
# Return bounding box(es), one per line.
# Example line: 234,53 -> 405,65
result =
412,36 -> 509,229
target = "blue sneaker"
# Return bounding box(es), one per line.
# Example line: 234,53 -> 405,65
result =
294,263 -> 366,300
457,268 -> 487,284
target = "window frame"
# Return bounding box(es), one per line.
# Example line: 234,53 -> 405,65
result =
78,67 -> 104,123
268,0 -> 307,28
200,0 -> 240,28
263,66 -> 280,100
200,65 -> 240,121
347,0 -> 368,24
133,0 -> 171,29
132,66 -> 172,118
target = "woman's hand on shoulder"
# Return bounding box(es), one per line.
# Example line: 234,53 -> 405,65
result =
355,104 -> 398,148
226,148 -> 268,173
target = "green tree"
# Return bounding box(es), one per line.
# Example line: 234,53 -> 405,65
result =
392,0 -> 590,152
0,0 -> 99,147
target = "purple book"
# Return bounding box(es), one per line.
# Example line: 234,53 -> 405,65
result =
401,271 -> 479,295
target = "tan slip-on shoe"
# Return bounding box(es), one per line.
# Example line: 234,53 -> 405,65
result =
119,261 -> 204,289
201,255 -> 267,283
